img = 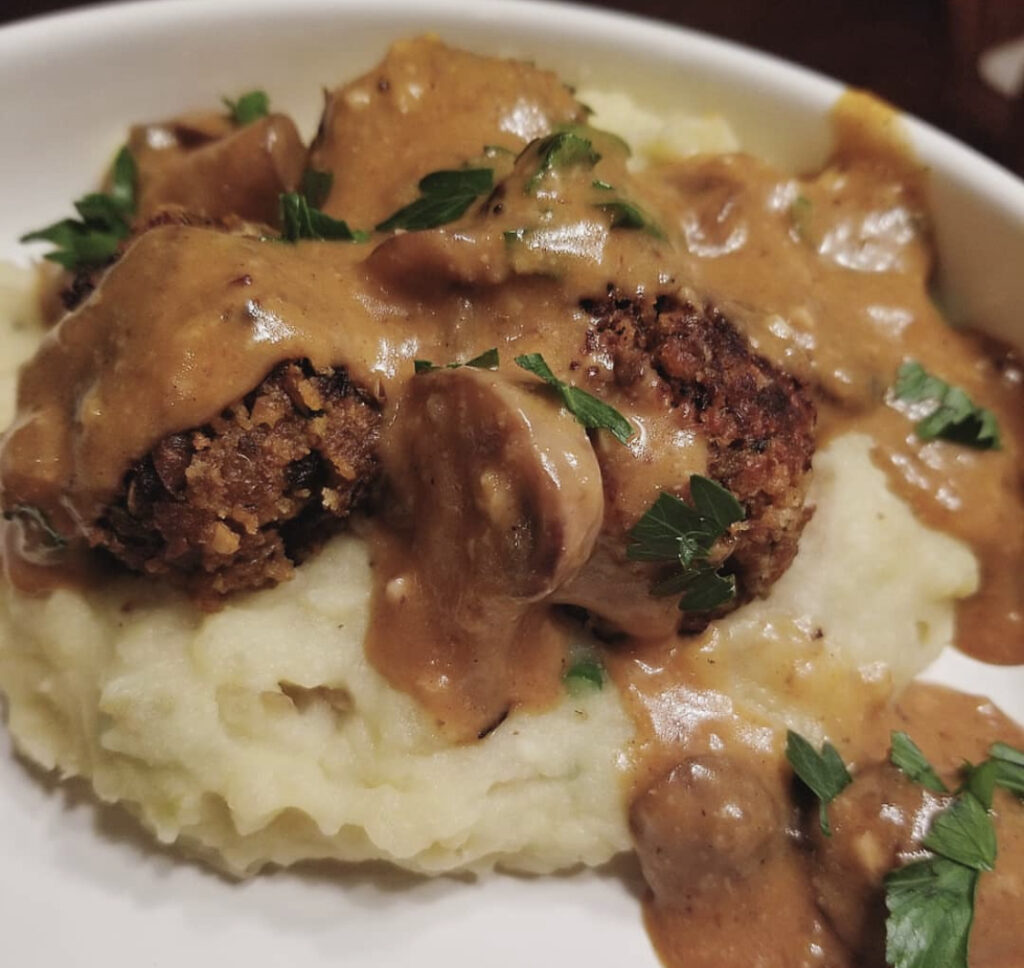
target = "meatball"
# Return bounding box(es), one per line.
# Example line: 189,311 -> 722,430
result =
630,755 -> 786,904
592,292 -> 816,598
87,359 -> 380,607
560,292 -> 816,635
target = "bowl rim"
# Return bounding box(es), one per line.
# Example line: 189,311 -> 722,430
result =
2,0 -> 1022,214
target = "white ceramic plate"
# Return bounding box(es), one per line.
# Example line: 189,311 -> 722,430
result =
1,2 -> 1022,966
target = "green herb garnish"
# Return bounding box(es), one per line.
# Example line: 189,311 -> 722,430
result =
376,168 -> 493,232
223,90 -> 270,126
563,658 -> 604,696
3,504 -> 67,549
300,169 -> 333,209
627,477 -> 744,612
279,193 -> 366,243
513,353 -> 634,444
413,348 -> 499,374
894,361 -> 1001,450
785,730 -> 853,836
890,731 -> 949,794
884,738 -> 1024,968
594,198 -> 664,238
922,792 -> 997,871
990,741 -> 1024,797
525,130 -> 601,194
21,146 -> 137,270
885,856 -> 978,968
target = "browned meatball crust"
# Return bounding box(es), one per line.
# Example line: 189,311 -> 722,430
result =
87,359 -> 380,607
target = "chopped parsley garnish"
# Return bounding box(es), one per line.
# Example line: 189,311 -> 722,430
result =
885,856 -> 978,968
513,353 -> 634,444
222,90 -> 270,125
893,361 -> 1001,450
376,168 -> 494,232
627,477 -> 745,612
563,658 -> 604,696
990,741 -> 1024,797
890,731 -> 949,794
21,146 -> 137,270
413,347 -> 499,374
3,504 -> 67,549
278,193 -> 366,243
525,130 -> 601,193
884,737 -> 1024,968
921,791 -> 997,871
785,730 -> 852,836
594,198 -> 664,239
300,168 -> 333,209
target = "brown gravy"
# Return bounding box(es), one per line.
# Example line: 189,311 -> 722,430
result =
0,35 -> 1021,968
638,682 -> 1024,968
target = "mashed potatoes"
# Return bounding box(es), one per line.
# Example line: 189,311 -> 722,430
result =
0,102 -> 980,878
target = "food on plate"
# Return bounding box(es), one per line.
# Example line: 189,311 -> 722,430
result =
0,34 -> 1021,968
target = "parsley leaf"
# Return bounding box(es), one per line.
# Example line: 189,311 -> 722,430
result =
376,168 -> 493,232
279,193 -> 367,243
883,737 -> 1023,968
2,504 -> 67,549
990,742 -> 1024,797
223,90 -> 270,125
885,856 -> 978,968
525,130 -> 601,193
689,474 -> 746,534
563,658 -> 604,696
594,198 -> 664,238
962,759 -> 998,809
514,353 -> 634,444
786,730 -> 853,836
21,146 -> 137,270
108,146 -> 136,211
300,169 -> 333,209
891,731 -> 949,793
627,480 -> 744,613
894,361 -> 1001,450
922,793 -> 997,871
413,348 -> 499,374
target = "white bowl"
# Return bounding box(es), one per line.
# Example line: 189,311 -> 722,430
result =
1,3 -> 1022,967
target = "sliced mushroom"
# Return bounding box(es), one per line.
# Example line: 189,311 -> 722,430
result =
129,112 -> 305,226
368,366 -> 604,740
630,755 -> 786,904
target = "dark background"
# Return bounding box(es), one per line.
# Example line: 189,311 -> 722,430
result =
3,0 -> 1022,175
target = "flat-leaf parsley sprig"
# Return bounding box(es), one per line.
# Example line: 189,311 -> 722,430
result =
278,168 -> 367,243
627,476 -> 745,612
376,168 -> 494,232
786,727 -> 1024,968
414,348 -> 500,374
222,89 -> 270,126
21,147 -> 137,270
893,361 -> 1000,450
785,731 -> 853,836
514,353 -> 635,445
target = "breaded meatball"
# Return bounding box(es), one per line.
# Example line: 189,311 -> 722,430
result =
586,291 -> 816,609
88,359 -> 380,607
